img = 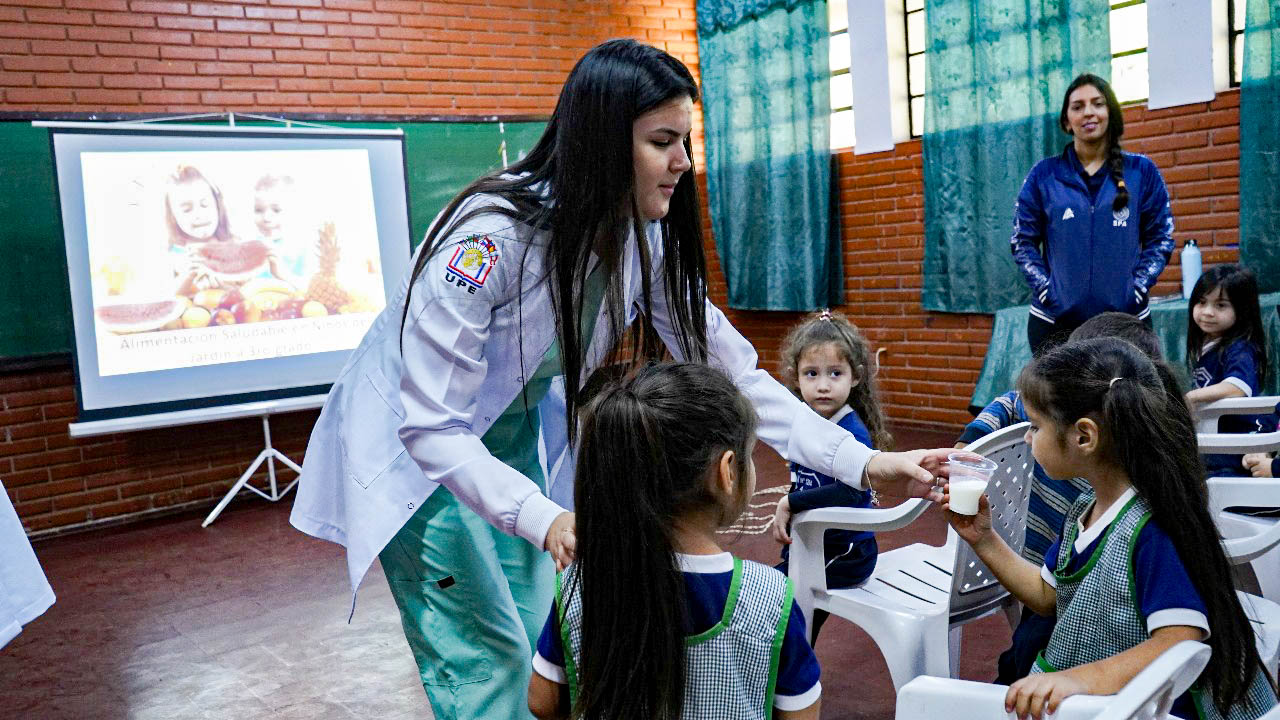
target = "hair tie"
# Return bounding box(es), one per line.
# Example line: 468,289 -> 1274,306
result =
1117,179 -> 1127,189
818,309 -> 833,322
1109,376 -> 1124,389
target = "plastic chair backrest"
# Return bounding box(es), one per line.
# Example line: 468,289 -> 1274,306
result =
952,423 -> 1035,616
893,641 -> 1210,720
1102,640 -> 1211,719
1208,477 -> 1280,564
1192,396 -> 1280,435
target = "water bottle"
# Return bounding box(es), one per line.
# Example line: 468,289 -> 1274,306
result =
1181,239 -> 1202,299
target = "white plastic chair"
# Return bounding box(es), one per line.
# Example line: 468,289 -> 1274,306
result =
1235,590 -> 1280,679
1192,396 -> 1280,436
894,640 -> 1211,720
1207,476 -> 1280,601
789,422 -> 1035,689
1193,396 -> 1280,673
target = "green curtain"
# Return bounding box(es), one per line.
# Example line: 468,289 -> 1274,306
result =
920,0 -> 1111,314
696,0 -> 841,310
1240,0 -> 1280,294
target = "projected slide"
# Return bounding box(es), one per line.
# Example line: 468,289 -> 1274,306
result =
51,126 -> 411,420
81,150 -> 386,377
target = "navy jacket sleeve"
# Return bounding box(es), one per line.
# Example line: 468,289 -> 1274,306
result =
1132,158 -> 1175,298
1011,165 -> 1053,302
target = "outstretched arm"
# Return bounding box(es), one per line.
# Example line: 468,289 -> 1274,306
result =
946,494 -> 1056,615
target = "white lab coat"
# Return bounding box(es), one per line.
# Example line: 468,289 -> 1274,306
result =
289,194 -> 876,606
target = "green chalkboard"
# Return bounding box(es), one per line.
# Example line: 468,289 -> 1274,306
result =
0,118 -> 546,363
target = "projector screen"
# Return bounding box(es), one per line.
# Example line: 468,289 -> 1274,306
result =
48,124 -> 412,422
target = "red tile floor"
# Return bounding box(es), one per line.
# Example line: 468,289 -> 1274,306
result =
1,425 -> 1013,719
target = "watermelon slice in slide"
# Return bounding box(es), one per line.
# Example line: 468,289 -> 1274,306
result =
193,240 -> 271,282
95,298 -> 186,334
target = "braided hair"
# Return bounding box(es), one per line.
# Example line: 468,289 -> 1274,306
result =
1059,73 -> 1129,212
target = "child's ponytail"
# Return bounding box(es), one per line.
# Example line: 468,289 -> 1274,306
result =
571,362 -> 756,720
1021,338 -> 1276,713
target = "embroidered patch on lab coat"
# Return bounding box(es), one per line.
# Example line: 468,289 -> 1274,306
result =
443,235 -> 500,292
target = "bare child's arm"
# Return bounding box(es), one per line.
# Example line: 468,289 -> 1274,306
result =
1186,381 -> 1247,405
528,673 -> 567,720
945,493 -> 1056,615
776,698 -> 821,720
1004,625 -> 1205,719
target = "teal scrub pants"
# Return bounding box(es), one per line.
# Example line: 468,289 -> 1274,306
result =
379,381 -> 555,720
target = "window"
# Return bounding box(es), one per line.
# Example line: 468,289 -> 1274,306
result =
1110,0 -> 1149,104
1228,0 -> 1246,87
904,0 -> 925,138
829,0 -> 854,149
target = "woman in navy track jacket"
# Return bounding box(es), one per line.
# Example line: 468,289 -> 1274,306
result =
1011,73 -> 1176,355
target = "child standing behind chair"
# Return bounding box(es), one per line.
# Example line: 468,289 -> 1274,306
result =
528,363 -> 821,720
947,338 -> 1277,720
1186,264 -> 1272,477
771,310 -> 889,643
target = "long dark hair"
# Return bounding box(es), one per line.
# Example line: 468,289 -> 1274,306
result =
779,309 -> 892,449
571,362 -> 757,720
1187,264 -> 1268,388
400,39 -> 708,436
1060,73 -> 1129,212
1019,338 -> 1277,713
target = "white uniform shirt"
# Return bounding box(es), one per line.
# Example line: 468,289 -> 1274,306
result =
289,194 -> 877,608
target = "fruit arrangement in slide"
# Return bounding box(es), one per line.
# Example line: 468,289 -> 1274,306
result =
97,224 -> 377,334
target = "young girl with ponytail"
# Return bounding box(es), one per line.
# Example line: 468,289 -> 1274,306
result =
946,338 -> 1278,720
1011,73 -> 1176,355
528,363 -> 821,720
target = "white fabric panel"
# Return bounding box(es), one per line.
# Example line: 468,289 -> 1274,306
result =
1147,0 -> 1216,109
0,481 -> 54,650
849,0 -> 895,154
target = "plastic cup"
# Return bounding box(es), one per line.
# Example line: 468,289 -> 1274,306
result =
947,452 -> 998,515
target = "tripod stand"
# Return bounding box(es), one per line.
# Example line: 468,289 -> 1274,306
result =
202,414 -> 303,527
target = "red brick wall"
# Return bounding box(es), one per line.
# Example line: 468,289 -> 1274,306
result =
0,0 -> 697,115
709,92 -> 1243,431
0,0 -> 699,535
0,0 -> 1244,535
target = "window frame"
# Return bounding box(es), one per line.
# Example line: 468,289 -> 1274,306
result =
1228,0 -> 1245,87
1110,0 -> 1150,105
904,0 -> 925,138
827,3 -> 855,150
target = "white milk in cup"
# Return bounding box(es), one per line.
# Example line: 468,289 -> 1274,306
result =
947,452 -> 998,515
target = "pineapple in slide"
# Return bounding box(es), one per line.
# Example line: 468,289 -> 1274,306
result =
306,222 -> 352,313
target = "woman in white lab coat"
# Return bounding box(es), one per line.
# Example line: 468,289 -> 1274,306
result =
291,39 -> 951,718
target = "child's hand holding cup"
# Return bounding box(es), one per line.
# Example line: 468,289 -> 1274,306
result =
943,452 -> 998,546
944,452 -> 997,515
